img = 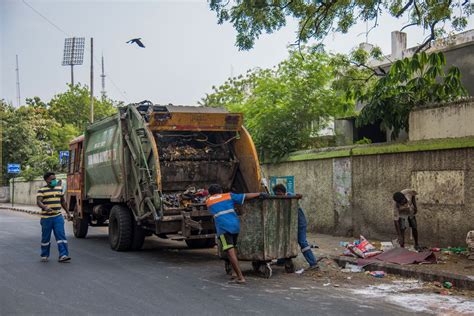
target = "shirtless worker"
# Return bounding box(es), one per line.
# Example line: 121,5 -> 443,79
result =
392,189 -> 421,251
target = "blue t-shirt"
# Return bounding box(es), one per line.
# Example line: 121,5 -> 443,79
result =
206,192 -> 245,236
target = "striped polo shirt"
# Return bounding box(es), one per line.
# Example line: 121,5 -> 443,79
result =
206,193 -> 245,236
37,185 -> 63,218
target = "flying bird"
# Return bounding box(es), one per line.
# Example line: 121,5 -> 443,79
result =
126,38 -> 145,48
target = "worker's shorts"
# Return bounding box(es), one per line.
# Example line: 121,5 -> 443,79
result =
218,233 -> 238,251
399,216 -> 417,230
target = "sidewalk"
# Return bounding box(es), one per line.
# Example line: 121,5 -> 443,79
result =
306,233 -> 474,290
2,203 -> 473,289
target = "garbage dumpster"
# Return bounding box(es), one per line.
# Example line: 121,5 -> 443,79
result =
219,195 -> 301,278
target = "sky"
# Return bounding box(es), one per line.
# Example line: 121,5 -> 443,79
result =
1,0 -> 473,107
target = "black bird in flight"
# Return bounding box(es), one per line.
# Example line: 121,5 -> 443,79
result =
126,38 -> 145,48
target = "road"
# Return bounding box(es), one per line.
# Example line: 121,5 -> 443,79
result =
0,210 -> 419,315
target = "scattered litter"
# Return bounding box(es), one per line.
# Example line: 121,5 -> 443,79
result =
431,248 -> 441,252
443,281 -> 453,289
343,235 -> 382,259
343,263 -> 363,273
323,283 -> 331,287
290,287 -> 304,290
433,281 -> 442,288
295,268 -> 305,274
380,242 -> 394,252
439,289 -> 450,295
347,277 -> 352,280
442,247 -> 467,254
369,271 -> 386,278
333,284 -> 340,288
339,241 -> 349,247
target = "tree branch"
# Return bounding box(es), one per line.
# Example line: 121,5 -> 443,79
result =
395,0 -> 414,18
400,22 -> 418,31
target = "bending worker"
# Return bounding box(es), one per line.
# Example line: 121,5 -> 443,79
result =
273,184 -> 318,270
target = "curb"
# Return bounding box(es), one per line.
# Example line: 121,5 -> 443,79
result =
329,255 -> 474,290
0,206 -> 41,216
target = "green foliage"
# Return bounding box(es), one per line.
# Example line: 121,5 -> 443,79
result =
201,48 -> 353,159
49,84 -> 117,131
355,137 -> 372,145
1,85 -> 119,184
357,52 -> 467,138
209,0 -> 473,50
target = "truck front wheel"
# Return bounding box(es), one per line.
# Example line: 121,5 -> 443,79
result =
108,205 -> 133,251
73,205 -> 89,238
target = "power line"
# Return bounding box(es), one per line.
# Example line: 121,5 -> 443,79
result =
22,0 -> 69,36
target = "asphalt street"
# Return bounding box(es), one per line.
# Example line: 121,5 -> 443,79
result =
0,210 -> 420,315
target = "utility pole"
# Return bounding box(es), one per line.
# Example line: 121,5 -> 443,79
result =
101,54 -> 106,100
71,37 -> 76,86
15,55 -> 21,107
90,37 -> 94,123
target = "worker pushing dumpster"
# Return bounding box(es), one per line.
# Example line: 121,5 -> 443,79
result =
65,101 -> 300,275
219,195 -> 301,278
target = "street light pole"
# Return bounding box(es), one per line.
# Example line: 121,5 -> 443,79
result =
90,37 -> 94,123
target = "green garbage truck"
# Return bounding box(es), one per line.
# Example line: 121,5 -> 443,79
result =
66,101 -> 266,251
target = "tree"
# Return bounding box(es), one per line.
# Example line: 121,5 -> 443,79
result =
356,51 -> 467,138
201,48 -> 352,159
1,85 -> 120,183
49,84 -> 117,131
209,0 -> 473,51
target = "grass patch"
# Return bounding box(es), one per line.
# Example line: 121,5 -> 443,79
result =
267,137 -> 474,163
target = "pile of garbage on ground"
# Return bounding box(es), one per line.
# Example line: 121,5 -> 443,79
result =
340,235 -> 382,259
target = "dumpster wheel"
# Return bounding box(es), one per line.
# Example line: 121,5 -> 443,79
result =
284,259 -> 296,273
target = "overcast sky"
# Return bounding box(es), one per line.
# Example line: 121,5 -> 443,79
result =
1,0 -> 473,106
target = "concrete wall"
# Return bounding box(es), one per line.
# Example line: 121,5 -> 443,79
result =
409,99 -> 474,141
0,186 -> 10,203
9,174 -> 66,205
263,146 -> 474,247
263,159 -> 335,234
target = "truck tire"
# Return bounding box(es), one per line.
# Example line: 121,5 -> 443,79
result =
130,222 -> 146,251
73,206 -> 89,238
108,205 -> 133,251
185,238 -> 215,249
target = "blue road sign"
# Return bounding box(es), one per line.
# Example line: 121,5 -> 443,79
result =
269,176 -> 295,194
59,151 -> 70,164
7,163 -> 21,174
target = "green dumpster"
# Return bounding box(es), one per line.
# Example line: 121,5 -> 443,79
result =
219,195 -> 301,278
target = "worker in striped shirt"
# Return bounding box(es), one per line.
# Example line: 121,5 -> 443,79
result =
206,184 -> 263,284
37,172 -> 72,262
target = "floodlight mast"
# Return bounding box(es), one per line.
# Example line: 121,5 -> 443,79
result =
62,37 -> 85,87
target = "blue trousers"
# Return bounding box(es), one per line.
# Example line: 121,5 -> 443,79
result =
40,215 -> 69,257
278,208 -> 317,267
297,208 -> 317,267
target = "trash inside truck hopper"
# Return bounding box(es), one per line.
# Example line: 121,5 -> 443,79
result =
66,101 -> 264,251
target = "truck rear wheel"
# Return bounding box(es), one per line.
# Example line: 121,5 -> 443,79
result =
108,205 -> 133,251
73,206 -> 89,238
185,238 -> 215,249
